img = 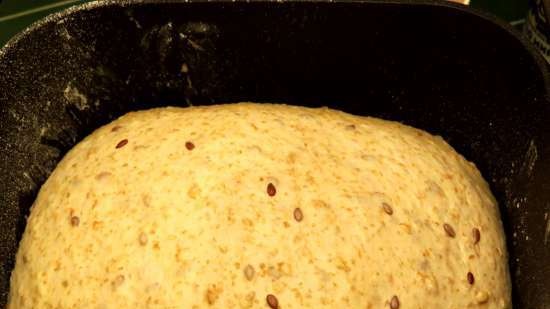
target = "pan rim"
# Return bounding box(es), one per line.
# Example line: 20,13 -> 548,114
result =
1,0 -> 549,95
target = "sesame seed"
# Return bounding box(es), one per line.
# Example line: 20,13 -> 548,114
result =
266,294 -> 278,309
293,208 -> 303,222
443,223 -> 456,238
267,183 -> 276,197
390,295 -> 400,309
382,202 -> 393,215
244,264 -> 255,281
185,141 -> 195,150
116,139 -> 128,149
95,172 -> 112,181
475,291 -> 489,304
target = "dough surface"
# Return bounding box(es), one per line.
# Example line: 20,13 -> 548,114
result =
8,103 -> 511,309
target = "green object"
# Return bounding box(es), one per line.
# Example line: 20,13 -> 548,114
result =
0,0 -> 89,48
470,0 -> 528,22
0,0 -> 530,48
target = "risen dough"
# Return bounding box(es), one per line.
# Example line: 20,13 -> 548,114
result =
8,103 -> 511,309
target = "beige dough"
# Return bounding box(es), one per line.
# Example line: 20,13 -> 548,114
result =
8,103 -> 511,309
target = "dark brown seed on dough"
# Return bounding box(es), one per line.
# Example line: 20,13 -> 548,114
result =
473,228 -> 481,244
443,223 -> 456,238
293,208 -> 303,222
267,183 -> 276,197
116,139 -> 128,149
266,294 -> 278,309
467,272 -> 475,284
390,295 -> 400,309
382,202 -> 394,215
70,216 -> 80,227
111,125 -> 122,132
185,141 -> 195,150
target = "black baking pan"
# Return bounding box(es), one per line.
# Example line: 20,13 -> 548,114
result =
1,1 -> 549,308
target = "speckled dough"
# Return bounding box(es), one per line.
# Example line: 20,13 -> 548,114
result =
8,103 -> 511,309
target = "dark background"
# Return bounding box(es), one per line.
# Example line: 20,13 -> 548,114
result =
0,0 -> 531,48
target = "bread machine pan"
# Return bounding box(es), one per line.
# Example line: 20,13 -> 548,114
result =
0,1 -> 549,308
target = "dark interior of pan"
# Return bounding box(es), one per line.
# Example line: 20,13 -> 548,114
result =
1,1 -> 549,308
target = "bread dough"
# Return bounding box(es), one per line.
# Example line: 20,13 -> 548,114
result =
8,103 -> 511,309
